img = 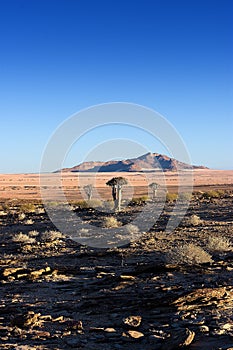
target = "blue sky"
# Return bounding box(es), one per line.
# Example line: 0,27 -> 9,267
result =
0,0 -> 232,173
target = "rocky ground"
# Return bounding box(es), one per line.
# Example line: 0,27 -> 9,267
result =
0,191 -> 233,349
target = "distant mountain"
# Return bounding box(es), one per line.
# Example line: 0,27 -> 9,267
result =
58,153 -> 208,173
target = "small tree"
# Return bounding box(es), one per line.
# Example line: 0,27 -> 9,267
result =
83,184 -> 93,201
106,177 -> 128,211
149,182 -> 158,199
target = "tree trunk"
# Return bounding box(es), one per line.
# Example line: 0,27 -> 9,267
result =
117,187 -> 122,211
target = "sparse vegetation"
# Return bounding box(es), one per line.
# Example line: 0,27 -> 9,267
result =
35,207 -> 45,214
73,199 -> 102,209
206,236 -> 232,252
40,230 -> 64,242
166,192 -> 178,202
102,216 -> 121,228
125,223 -> 140,235
24,219 -> 34,225
202,190 -> 224,199
18,213 -> 26,221
179,192 -> 192,201
129,196 -> 148,206
12,232 -> 36,244
19,203 -> 36,213
186,214 -> 202,226
28,230 -> 39,237
167,243 -> 213,265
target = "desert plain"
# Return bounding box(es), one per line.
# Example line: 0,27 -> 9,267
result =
0,169 -> 233,349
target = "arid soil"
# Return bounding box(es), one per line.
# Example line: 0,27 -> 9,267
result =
0,187 -> 233,349
0,170 -> 233,200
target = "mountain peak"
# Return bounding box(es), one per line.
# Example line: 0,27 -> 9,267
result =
58,153 -> 208,173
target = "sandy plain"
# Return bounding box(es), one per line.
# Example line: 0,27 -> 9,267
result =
0,169 -> 232,201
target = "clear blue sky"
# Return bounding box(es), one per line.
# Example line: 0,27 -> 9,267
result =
0,0 -> 232,173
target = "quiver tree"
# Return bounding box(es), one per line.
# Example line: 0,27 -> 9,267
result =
149,182 -> 158,200
83,184 -> 93,201
106,177 -> 128,211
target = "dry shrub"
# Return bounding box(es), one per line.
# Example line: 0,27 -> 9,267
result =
206,236 -> 232,252
125,224 -> 140,235
19,203 -> 36,213
166,193 -> 178,202
12,233 -> 36,244
73,200 -> 90,209
28,230 -> 39,237
179,192 -> 192,201
87,199 -> 103,208
18,213 -> 26,221
102,216 -> 121,228
24,219 -> 34,225
186,214 -> 202,226
167,243 -> 213,265
202,190 -> 223,199
35,207 -> 45,214
129,196 -> 148,206
40,230 -> 64,242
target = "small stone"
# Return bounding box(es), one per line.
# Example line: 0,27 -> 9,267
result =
127,330 -> 144,339
123,315 -> 142,328
105,328 -> 116,333
120,275 -> 136,280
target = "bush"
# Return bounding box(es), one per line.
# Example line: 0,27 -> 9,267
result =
19,203 -> 36,213
166,193 -> 178,202
87,199 -> 103,208
179,192 -> 192,201
167,243 -> 213,265
125,224 -> 140,235
28,230 -> 39,237
18,213 -> 26,221
35,207 -> 45,214
40,230 -> 64,242
74,199 -> 103,209
202,190 -> 223,199
206,236 -> 232,252
186,214 -> 202,226
129,196 -> 149,206
102,216 -> 121,228
12,233 -> 36,244
24,219 -> 34,225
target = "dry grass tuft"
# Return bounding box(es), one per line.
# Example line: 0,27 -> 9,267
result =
12,233 -> 36,244
102,216 -> 121,228
166,193 -> 178,202
125,224 -> 140,235
19,203 -> 36,213
167,243 -> 213,265
40,230 -> 64,242
206,236 -> 232,252
186,214 -> 202,226
24,219 -> 34,225
28,230 -> 39,237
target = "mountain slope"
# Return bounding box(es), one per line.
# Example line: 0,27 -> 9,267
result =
58,153 -> 208,172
